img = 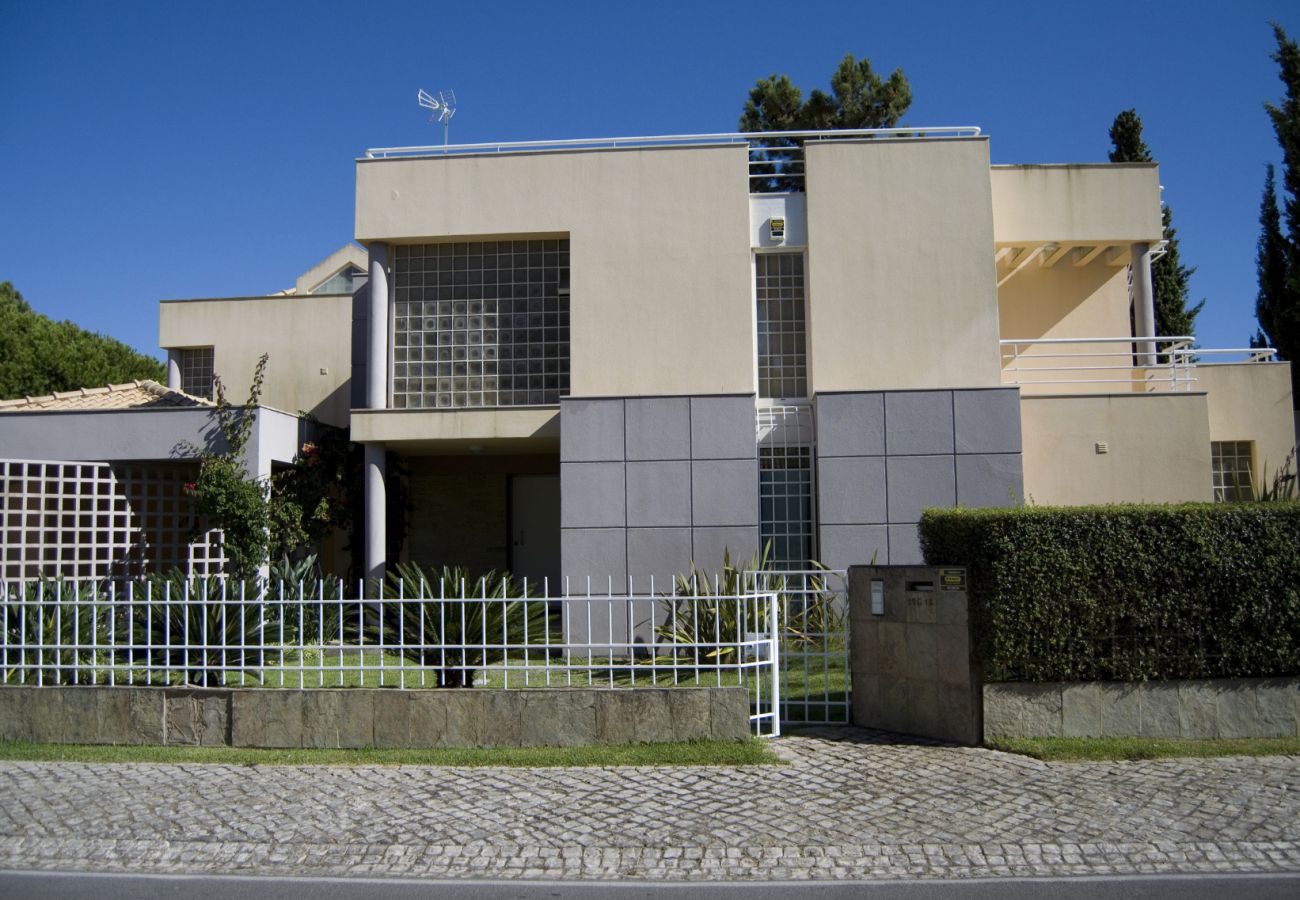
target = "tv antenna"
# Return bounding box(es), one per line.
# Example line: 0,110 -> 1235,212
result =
417,89 -> 457,145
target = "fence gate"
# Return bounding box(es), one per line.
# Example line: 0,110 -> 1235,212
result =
746,568 -> 849,726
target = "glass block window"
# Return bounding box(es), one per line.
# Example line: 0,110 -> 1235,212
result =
178,347 -> 214,399
1211,441 -> 1254,501
756,252 -> 807,400
760,445 -> 815,569
391,240 -> 570,409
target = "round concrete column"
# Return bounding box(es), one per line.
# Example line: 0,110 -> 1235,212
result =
166,353 -> 181,391
1131,242 -> 1157,366
364,442 -> 386,583
367,242 -> 390,410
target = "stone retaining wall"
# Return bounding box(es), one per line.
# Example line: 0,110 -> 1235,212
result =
984,679 -> 1300,740
0,686 -> 750,748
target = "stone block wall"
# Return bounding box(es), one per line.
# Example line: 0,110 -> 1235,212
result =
848,565 -> 982,745
561,395 -> 759,588
984,679 -> 1300,740
0,686 -> 751,748
816,388 -> 1023,568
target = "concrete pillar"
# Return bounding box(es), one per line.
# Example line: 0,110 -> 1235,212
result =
1131,242 -> 1157,366
364,442 -> 386,583
166,353 -> 181,391
367,242 -> 390,410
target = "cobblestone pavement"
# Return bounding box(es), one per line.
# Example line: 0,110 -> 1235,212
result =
1,727 -> 1298,881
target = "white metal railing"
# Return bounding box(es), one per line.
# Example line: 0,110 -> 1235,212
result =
1000,337 -> 1279,392
746,568 -> 848,726
363,126 -> 982,191
0,577 -> 782,736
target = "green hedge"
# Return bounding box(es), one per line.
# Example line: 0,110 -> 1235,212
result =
919,504 -> 1300,682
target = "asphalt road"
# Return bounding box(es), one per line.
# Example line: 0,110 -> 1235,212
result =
3,871 -> 1300,900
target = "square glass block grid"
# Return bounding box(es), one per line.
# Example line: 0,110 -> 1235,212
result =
1211,440 -> 1254,501
756,252 -> 807,400
179,347 -> 214,399
760,445 -> 815,569
1,459 -> 223,581
391,239 -> 570,409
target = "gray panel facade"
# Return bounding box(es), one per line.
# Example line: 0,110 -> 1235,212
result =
560,395 -> 758,588
815,388 -> 1023,569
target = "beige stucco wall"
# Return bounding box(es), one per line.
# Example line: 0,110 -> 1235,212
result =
356,145 -> 753,398
990,164 -> 1162,244
998,262 -> 1131,343
1021,393 -> 1212,505
160,295 -> 353,426
998,262 -> 1138,393
803,138 -> 1002,391
1198,361 -> 1296,483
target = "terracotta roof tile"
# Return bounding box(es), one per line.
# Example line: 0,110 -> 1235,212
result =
0,381 -> 215,412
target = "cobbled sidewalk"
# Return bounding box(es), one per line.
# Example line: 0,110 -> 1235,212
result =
1,727 -> 1298,881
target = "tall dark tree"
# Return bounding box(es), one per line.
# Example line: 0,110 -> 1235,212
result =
0,281 -> 164,399
1255,165 -> 1289,350
741,54 -> 911,191
1256,24 -> 1300,407
1107,109 -> 1203,339
740,54 -> 911,132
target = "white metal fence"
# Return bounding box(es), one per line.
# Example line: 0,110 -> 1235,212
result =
746,568 -> 849,726
0,578 -> 783,736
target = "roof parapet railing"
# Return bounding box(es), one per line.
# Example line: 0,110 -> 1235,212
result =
999,336 -> 1278,393
362,126 -> 983,160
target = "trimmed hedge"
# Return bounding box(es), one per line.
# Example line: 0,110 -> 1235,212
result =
919,504 -> 1300,682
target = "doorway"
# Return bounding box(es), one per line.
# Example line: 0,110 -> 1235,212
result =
509,474 -> 561,587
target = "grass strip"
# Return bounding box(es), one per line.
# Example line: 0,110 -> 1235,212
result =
0,738 -> 781,768
987,735 -> 1300,761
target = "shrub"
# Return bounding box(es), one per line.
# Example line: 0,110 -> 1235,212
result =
1,580 -> 103,685
919,503 -> 1300,682
371,563 -> 554,687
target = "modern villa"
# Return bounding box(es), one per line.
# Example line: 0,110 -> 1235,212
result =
2,127 -> 1294,584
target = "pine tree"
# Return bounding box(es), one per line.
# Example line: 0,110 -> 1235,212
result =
1256,24 -> 1300,407
1107,109 -> 1203,338
741,54 -> 911,192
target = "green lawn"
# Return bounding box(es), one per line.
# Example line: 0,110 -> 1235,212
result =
987,735 -> 1300,761
0,738 -> 781,767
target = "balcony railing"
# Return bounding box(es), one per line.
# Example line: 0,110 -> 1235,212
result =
1000,337 -> 1278,393
363,127 -> 983,192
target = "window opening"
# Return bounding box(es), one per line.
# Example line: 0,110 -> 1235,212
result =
178,347 -> 214,399
756,252 -> 807,400
391,239 -> 570,409
1211,441 -> 1254,501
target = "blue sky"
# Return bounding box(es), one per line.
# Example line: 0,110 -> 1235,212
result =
1,0 -> 1297,361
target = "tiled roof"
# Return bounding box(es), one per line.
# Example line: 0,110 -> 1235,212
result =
0,381 -> 215,412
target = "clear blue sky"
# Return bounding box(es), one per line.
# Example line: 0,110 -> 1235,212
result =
2,0 -> 1297,361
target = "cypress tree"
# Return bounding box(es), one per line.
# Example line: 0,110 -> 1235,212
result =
1256,24 -> 1300,407
1108,109 -> 1203,338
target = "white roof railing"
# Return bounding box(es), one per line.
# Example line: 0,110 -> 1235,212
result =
362,126 -> 983,160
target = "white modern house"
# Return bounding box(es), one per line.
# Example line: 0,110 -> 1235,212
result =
1,127 -> 1293,584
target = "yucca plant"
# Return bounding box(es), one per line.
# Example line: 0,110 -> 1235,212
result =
265,554 -> 346,645
120,571 -> 272,686
1,579 -> 104,685
371,562 -> 554,687
655,545 -> 777,669
779,561 -> 847,648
